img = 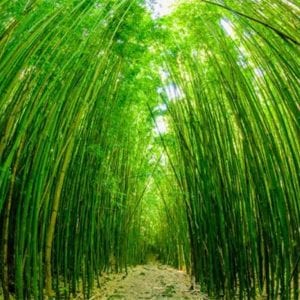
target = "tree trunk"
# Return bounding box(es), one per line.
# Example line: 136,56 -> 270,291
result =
45,138 -> 75,297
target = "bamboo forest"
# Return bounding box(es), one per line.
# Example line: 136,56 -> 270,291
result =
0,0 -> 299,299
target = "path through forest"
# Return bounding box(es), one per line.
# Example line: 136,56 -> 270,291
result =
88,264 -> 206,299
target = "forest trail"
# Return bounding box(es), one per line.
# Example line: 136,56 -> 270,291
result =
88,264 -> 206,299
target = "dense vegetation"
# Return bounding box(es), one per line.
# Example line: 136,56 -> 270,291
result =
0,0 -> 299,299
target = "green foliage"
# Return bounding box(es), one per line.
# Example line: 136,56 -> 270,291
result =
157,0 -> 300,298
0,0 -> 157,298
0,0 -> 299,299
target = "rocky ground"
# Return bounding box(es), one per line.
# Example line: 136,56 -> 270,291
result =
0,264 -> 207,299
89,264 -> 207,299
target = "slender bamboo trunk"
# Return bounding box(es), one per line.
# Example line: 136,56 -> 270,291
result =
1,138 -> 24,299
1,186 -> 14,300
45,137 -> 75,297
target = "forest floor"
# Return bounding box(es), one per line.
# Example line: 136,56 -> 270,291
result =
88,264 -> 207,299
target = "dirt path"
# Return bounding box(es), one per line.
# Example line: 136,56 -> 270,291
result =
90,264 -> 207,299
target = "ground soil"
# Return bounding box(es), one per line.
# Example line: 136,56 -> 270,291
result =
0,264 -> 207,299
89,264 -> 207,299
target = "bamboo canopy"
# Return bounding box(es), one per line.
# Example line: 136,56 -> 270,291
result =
0,0 -> 299,299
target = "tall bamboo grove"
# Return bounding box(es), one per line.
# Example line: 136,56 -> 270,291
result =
0,0 -> 154,298
158,0 -> 299,298
0,0 -> 299,299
